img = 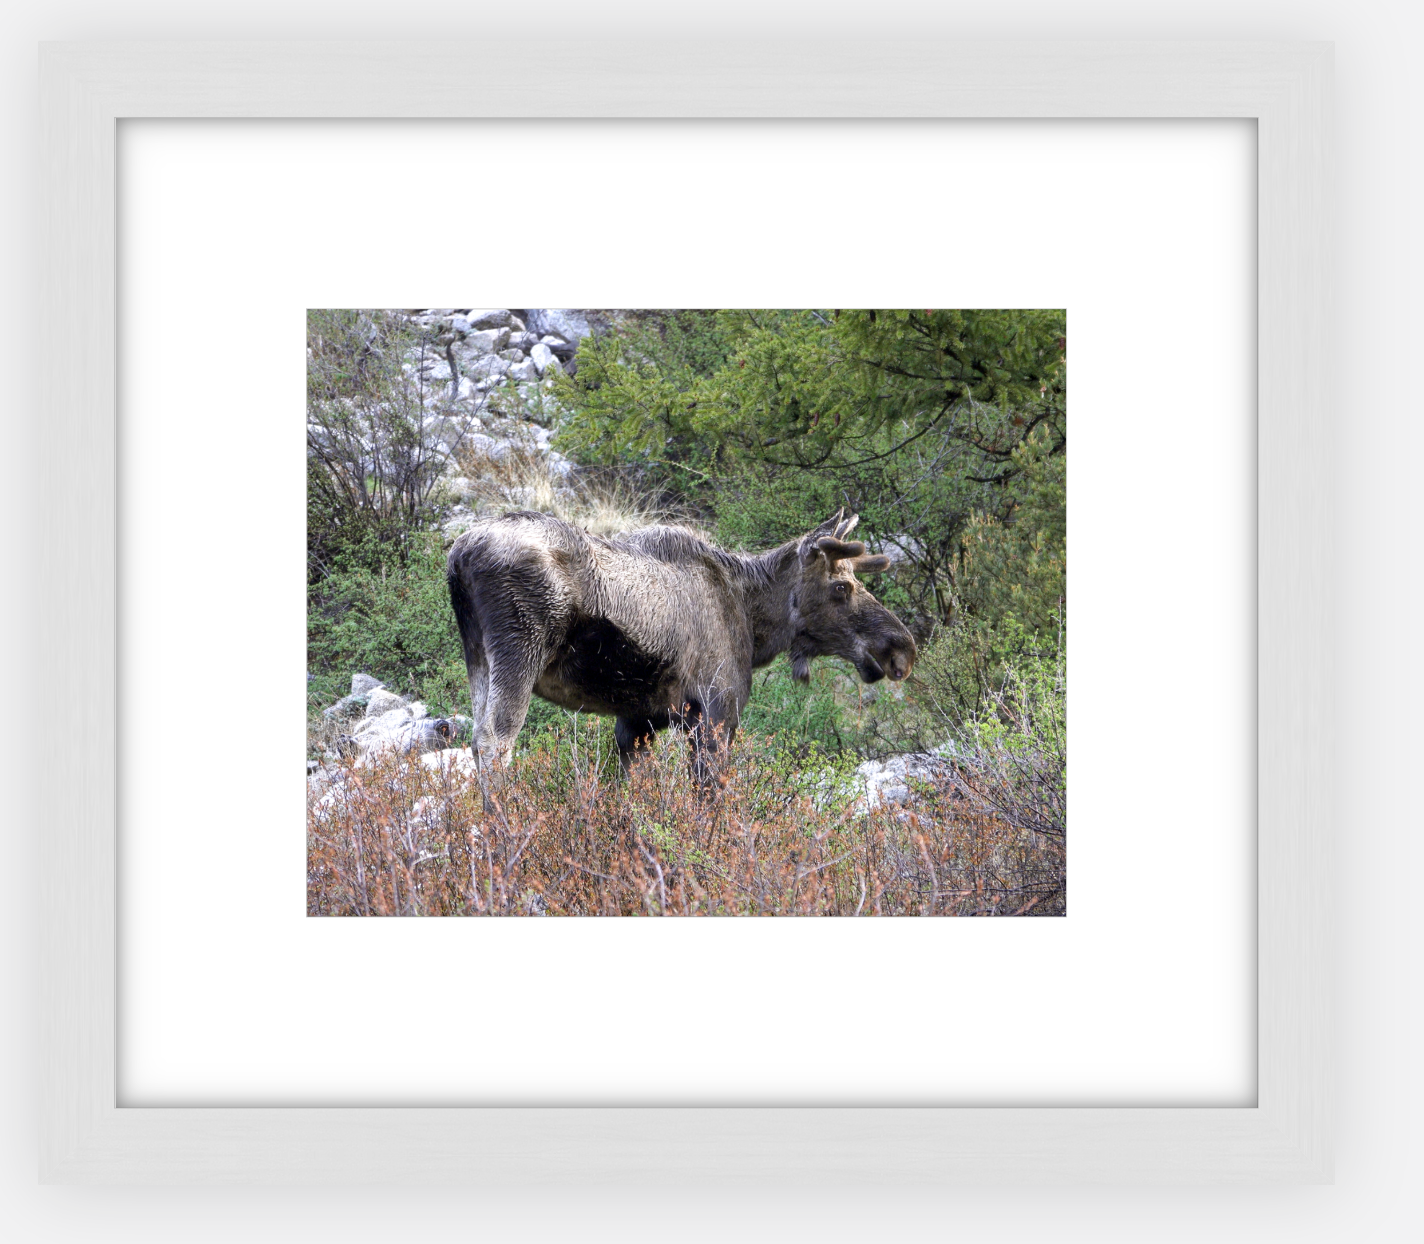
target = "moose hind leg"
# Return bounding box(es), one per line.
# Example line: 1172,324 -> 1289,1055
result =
465,651 -> 489,739
476,661 -> 536,772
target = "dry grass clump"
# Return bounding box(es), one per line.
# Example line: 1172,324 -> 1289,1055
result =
451,440 -> 696,537
307,730 -> 1065,917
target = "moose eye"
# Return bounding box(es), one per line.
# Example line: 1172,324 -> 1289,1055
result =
832,581 -> 851,601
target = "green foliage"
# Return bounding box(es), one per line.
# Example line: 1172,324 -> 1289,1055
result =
550,308 -> 1066,637
956,426 -> 1067,634
954,619 -> 1067,841
306,528 -> 468,717
740,661 -> 856,756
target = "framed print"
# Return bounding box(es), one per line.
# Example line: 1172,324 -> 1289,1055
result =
39,41 -> 1331,1182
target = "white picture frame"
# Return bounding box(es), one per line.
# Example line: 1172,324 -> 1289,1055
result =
39,40 -> 1331,1184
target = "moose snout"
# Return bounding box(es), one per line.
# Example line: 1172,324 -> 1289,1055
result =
877,632 -> 917,681
884,648 -> 914,680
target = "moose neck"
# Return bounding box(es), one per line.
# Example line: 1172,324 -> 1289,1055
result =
738,541 -> 803,668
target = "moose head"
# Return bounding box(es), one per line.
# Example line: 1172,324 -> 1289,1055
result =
787,510 -> 918,685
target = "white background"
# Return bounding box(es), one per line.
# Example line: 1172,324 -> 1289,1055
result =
3,0 -> 1418,1240
117,119 -> 1253,1107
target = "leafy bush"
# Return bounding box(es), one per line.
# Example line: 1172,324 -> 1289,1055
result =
306,528 -> 467,719
307,309 -> 486,578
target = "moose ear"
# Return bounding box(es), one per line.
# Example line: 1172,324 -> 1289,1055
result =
851,553 -> 891,574
815,536 -> 867,563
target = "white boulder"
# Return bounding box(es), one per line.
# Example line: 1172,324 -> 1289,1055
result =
463,309 -> 518,331
854,753 -> 952,812
526,309 -> 592,344
364,687 -> 408,717
420,747 -> 479,780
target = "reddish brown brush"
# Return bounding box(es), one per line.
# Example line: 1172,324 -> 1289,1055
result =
307,736 -> 1065,917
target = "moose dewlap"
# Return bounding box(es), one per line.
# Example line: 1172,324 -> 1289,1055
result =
446,508 -> 916,782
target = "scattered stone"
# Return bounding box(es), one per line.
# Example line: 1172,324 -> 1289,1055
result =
464,309 -> 518,331
465,354 -> 512,380
351,673 -> 383,695
420,747 -> 479,779
352,711 -> 457,764
462,431 -> 515,461
546,451 -> 576,479
878,533 -> 925,565
442,504 -> 477,540
854,752 -> 953,812
365,687 -> 408,717
306,763 -> 339,796
455,327 -> 511,359
526,309 -> 593,345
323,693 -> 370,721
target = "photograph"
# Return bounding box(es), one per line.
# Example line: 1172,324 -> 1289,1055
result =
306,308 -> 1067,916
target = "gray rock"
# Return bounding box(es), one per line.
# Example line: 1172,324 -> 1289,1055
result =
323,693 -> 370,721
878,533 -> 926,565
454,327 -> 511,360
530,342 -> 558,376
351,673 -> 384,695
545,451 -> 576,480
307,764 -> 340,796
440,475 -> 476,502
526,309 -> 593,344
462,432 -> 514,461
466,354 -> 512,380
508,359 -> 539,383
442,505 -> 477,541
499,348 -> 526,363
508,331 -> 539,352
464,309 -> 517,331
854,753 -> 952,812
420,747 -> 479,780
365,687 -> 408,717
353,714 -> 458,764
539,334 -> 579,360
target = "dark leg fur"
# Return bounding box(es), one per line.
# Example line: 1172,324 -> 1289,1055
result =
615,714 -> 667,775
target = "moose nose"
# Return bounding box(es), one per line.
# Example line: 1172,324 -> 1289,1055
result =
884,648 -> 913,681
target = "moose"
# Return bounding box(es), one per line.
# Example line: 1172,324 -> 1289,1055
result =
445,509 -> 917,784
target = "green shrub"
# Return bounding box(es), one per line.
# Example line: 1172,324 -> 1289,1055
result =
306,528 -> 467,718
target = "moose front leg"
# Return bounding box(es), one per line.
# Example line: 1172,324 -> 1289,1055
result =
614,713 -> 668,777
